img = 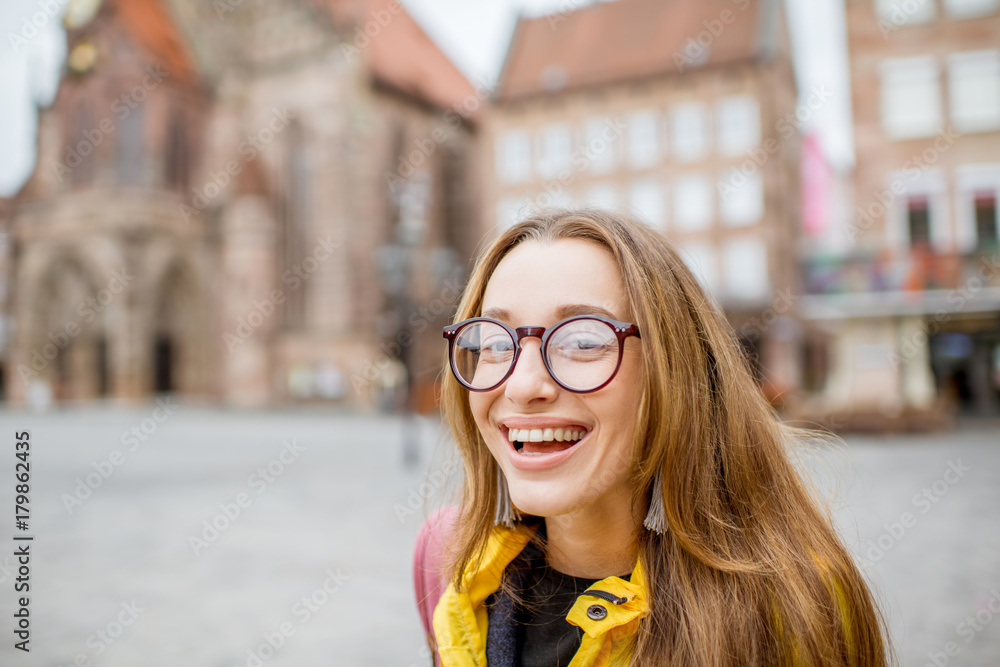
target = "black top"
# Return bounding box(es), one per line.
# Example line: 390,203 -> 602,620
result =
517,540 -> 600,667
510,534 -> 633,667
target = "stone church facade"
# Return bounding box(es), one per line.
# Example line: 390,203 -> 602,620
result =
5,0 -> 483,409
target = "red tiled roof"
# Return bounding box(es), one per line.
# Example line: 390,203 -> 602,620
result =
499,0 -> 768,101
112,0 -> 198,84
324,0 -> 479,116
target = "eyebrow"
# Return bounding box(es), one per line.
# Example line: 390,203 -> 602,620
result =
481,303 -> 622,322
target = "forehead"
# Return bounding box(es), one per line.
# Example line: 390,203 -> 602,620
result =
481,238 -> 629,324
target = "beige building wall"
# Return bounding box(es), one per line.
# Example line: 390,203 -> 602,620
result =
483,3 -> 803,400
846,0 -> 1000,253
801,0 -> 1000,423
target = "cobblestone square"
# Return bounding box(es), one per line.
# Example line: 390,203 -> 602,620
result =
0,407 -> 996,666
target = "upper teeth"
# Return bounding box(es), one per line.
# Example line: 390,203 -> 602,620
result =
507,427 -> 585,443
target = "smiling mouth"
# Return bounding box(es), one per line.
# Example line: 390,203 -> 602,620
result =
505,426 -> 589,457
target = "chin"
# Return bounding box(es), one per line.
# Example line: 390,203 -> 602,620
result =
507,479 -> 584,519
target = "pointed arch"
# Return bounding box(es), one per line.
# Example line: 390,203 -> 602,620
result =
150,257 -> 208,396
19,251 -> 110,401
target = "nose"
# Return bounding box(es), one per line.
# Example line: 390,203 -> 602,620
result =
504,337 -> 559,405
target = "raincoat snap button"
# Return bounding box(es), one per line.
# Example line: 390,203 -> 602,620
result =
586,604 -> 608,620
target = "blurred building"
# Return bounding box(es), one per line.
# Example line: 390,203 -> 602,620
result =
5,0 -> 481,410
484,0 -> 803,402
799,0 -> 1000,425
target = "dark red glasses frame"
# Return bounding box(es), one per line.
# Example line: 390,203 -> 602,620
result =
442,315 -> 641,393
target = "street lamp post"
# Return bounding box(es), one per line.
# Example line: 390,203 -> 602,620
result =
376,173 -> 431,469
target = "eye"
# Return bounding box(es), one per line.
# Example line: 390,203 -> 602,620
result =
561,333 -> 607,350
548,320 -> 617,362
482,335 -> 514,353
478,333 -> 515,364
553,335 -> 614,360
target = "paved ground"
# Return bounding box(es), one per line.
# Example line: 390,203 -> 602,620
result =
0,405 -> 995,667
810,422 -> 1000,667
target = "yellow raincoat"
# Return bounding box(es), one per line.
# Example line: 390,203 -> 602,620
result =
432,524 -> 648,667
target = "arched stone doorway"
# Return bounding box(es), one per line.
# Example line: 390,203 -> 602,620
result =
27,258 -> 111,402
150,261 -> 206,396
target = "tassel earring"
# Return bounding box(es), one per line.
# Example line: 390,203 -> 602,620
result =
494,466 -> 522,528
643,469 -> 668,535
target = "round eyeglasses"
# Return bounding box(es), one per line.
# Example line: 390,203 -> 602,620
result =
442,315 -> 641,393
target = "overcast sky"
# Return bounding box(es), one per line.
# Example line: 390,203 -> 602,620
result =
0,0 -> 854,198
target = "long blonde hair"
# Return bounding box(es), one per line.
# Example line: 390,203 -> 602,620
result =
440,209 -> 891,666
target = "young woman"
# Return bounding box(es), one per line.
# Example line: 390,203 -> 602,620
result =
415,209 -> 891,666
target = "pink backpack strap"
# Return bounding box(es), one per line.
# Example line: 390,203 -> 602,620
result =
413,505 -> 459,656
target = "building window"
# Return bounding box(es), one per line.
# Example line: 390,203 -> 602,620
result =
670,103 -> 710,162
719,170 -> 764,227
497,196 -> 533,231
673,174 -> 713,231
802,332 -> 830,394
716,95 -> 760,156
497,197 -> 519,231
943,0 -> 1000,18
165,114 -> 189,190
585,117 -> 620,174
948,51 -> 1000,133
954,164 -> 1000,251
539,187 -> 574,209
537,123 -> 572,180
975,191 -> 998,248
907,195 -> 931,248
876,0 -> 936,24
116,106 -> 144,186
880,57 -> 942,139
441,147 -> 467,251
722,238 -> 769,301
626,110 -> 660,169
681,242 -> 718,294
496,129 -> 531,184
583,183 -> 620,209
628,179 -> 666,228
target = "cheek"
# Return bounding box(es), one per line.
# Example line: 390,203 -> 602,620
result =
608,354 -> 644,426
606,408 -> 638,465
600,365 -> 643,464
468,392 -> 497,441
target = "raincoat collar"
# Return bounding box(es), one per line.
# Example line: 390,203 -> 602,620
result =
433,523 -> 650,666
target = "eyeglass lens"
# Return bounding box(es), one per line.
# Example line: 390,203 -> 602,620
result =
452,318 -> 621,391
